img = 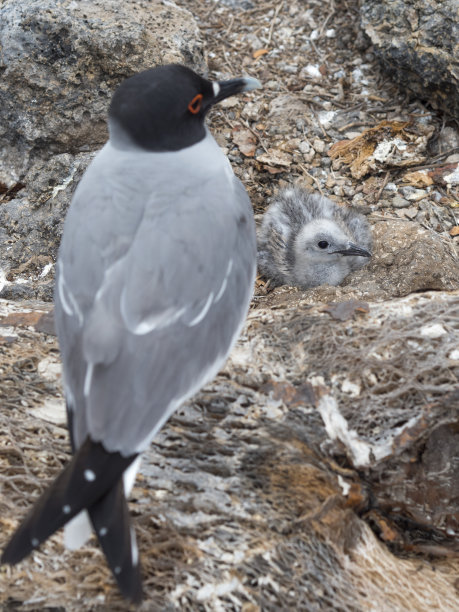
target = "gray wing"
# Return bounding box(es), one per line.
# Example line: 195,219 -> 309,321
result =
55,156 -> 256,456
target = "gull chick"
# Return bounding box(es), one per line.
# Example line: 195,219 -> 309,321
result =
1,64 -> 261,602
258,187 -> 372,288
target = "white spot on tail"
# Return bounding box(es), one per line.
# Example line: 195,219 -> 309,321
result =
84,469 -> 96,482
63,504 -> 71,514
212,82 -> 220,97
31,538 -> 39,547
99,527 -> 108,537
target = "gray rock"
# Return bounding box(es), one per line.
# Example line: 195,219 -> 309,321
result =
0,152 -> 92,296
219,0 -> 255,9
268,94 -> 309,123
357,219 -> 459,297
360,0 -> 459,117
392,195 -> 410,208
0,0 -> 205,183
431,126 -> 459,155
0,0 -> 205,293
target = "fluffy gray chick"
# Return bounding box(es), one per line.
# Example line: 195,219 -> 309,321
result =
258,187 -> 372,288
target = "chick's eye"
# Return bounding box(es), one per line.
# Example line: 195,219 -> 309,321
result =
188,93 -> 203,114
318,240 -> 329,249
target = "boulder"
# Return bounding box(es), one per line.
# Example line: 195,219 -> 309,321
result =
360,0 -> 459,116
0,0 -> 205,183
0,0 -> 205,291
348,218 -> 459,297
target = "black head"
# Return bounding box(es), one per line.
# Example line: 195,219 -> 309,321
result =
109,64 -> 261,152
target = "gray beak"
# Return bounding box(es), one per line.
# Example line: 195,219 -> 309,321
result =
332,242 -> 372,257
212,76 -> 262,104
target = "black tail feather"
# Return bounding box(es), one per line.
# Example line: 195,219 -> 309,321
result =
1,437 -> 137,566
89,481 -> 143,603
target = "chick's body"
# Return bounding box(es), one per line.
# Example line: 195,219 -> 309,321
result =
257,187 -> 372,288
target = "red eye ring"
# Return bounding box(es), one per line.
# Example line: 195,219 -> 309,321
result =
188,93 -> 203,114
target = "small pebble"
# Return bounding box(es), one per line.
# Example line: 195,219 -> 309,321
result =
392,195 -> 410,208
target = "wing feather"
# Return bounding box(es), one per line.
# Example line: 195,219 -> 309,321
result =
54,142 -> 256,455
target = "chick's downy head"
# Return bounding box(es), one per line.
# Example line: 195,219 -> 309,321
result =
257,187 -> 372,288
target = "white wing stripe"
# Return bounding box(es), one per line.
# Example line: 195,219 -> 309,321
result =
57,262 -> 83,324
84,363 -> 94,397
215,259 -> 233,303
120,257 -> 233,333
67,290 -> 83,326
214,277 -> 228,303
187,292 -> 214,327
57,262 -> 73,316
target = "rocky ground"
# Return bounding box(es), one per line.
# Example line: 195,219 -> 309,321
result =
0,0 -> 458,610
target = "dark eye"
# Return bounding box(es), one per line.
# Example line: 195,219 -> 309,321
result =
188,93 -> 203,114
318,240 -> 329,249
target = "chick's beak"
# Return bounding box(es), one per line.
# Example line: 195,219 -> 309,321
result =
332,242 -> 372,257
